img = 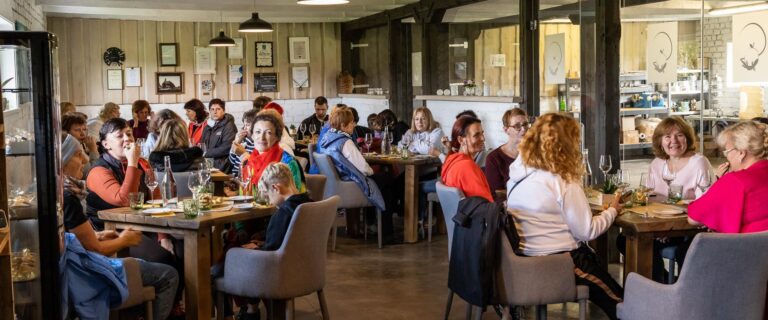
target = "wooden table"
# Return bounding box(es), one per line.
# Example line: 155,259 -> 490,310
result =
614,202 -> 703,281
98,205 -> 275,320
364,154 -> 441,243
210,171 -> 231,196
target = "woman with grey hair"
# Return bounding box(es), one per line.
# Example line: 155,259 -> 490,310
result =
87,102 -> 122,141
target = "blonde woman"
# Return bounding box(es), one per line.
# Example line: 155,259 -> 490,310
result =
398,107 -> 444,155
505,113 -> 623,319
88,102 -> 121,141
148,118 -> 204,172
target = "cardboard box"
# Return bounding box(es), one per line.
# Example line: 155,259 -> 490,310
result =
621,116 -> 636,131
622,130 -> 640,144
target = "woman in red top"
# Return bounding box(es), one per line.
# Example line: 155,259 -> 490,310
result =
441,115 -> 493,202
183,99 -> 208,146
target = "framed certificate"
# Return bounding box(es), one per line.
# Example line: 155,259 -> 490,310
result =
107,69 -> 123,90
289,37 -> 310,64
255,41 -> 273,67
195,46 -> 216,74
159,43 -> 179,67
228,38 -> 244,59
254,72 -> 278,92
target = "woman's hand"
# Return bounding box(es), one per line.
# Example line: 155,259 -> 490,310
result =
715,162 -> 730,179
234,129 -> 249,144
132,113 -> 139,128
429,147 -> 442,158
610,192 -> 623,214
232,142 -> 246,156
125,142 -> 140,167
84,136 -> 98,154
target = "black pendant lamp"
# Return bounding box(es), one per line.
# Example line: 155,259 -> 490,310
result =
210,12 -> 236,47
239,12 -> 273,33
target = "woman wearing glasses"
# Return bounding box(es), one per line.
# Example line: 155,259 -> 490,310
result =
484,108 -> 528,199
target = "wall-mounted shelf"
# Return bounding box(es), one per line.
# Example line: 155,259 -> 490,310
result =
620,142 -> 653,150
620,107 -> 669,116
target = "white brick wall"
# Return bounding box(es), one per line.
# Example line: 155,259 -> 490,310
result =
10,0 -> 45,30
700,17 -> 741,115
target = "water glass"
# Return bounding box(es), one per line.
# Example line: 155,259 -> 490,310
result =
668,184 -> 683,203
633,188 -> 649,206
182,198 -> 199,218
128,192 -> 144,210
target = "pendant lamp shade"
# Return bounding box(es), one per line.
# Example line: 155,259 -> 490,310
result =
209,30 -> 236,47
297,0 -> 350,4
239,13 -> 273,33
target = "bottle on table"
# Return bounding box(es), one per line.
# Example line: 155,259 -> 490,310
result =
160,155 -> 176,207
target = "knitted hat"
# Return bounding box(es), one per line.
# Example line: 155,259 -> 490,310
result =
62,134 -> 83,164
263,102 -> 284,115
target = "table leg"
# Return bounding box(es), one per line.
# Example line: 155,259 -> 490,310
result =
214,181 -> 225,196
212,225 -> 223,263
184,228 -> 212,320
623,233 -> 654,283
403,164 -> 419,243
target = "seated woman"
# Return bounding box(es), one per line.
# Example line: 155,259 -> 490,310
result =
506,113 -> 623,319
688,120 -> 768,233
229,109 -> 259,176
141,109 -> 183,159
241,110 -> 305,191
62,113 -> 99,176
61,134 -> 178,320
87,102 -> 121,141
378,109 -> 409,145
184,99 -> 208,146
263,102 -> 296,156
129,100 -> 152,140
148,119 -> 204,172
646,116 -> 712,200
441,115 -> 493,202
485,108 -> 528,199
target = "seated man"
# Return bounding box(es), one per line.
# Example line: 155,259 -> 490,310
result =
298,96 -> 329,141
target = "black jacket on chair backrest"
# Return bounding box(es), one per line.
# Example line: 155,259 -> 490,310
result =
448,196 -> 515,307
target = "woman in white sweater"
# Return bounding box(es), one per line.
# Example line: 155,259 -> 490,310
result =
506,113 -> 623,320
397,107 -> 444,156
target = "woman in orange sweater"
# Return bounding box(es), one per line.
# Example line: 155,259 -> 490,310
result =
441,115 -> 493,202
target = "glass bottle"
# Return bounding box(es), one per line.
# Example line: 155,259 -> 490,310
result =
381,126 -> 391,155
582,149 -> 593,188
161,155 -> 176,207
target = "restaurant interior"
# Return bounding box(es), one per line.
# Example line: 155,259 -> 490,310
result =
1,0 -> 768,319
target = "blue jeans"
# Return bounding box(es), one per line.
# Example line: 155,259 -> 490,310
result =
419,179 -> 437,221
138,260 -> 179,320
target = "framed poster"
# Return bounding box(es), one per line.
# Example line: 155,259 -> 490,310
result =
544,33 -> 565,84
228,38 -> 244,59
254,73 -> 278,92
107,69 -> 123,90
156,72 -> 184,94
194,46 -> 216,74
125,67 -> 141,87
646,22 -> 678,84
159,43 -> 179,67
292,66 -> 309,89
229,65 -> 243,84
200,79 -> 215,97
288,37 -> 310,64
732,11 -> 768,82
255,41 -> 273,67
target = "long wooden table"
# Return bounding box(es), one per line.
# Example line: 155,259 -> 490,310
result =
99,205 -> 275,320
364,154 -> 441,243
614,202 -> 704,281
210,170 -> 231,196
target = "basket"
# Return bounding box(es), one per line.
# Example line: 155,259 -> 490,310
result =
337,71 -> 354,94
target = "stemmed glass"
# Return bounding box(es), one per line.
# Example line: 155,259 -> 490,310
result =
634,173 -> 650,218
145,174 -> 158,204
309,123 -> 317,139
187,172 -> 202,200
616,169 -> 631,189
364,133 -> 373,153
234,163 -> 253,198
599,155 -> 612,181
299,123 -> 307,140
387,130 -> 394,146
198,161 -> 211,186
662,161 -> 676,189
695,172 -> 712,198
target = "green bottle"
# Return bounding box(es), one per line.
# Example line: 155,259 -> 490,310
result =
559,96 -> 567,112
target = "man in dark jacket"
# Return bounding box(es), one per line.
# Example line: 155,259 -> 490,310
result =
297,96 -> 329,140
202,99 -> 238,173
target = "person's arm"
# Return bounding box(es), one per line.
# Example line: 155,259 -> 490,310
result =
484,152 -> 504,192
260,208 -> 292,251
86,166 -> 142,206
426,128 -> 444,155
687,175 -> 744,232
282,127 -> 295,150
342,140 -> 374,176
69,222 -> 142,256
560,182 -> 617,241
205,122 -> 238,158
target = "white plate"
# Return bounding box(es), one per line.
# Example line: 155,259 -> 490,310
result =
227,195 -> 252,201
142,208 -> 175,215
233,203 -> 254,210
654,208 -> 684,216
147,198 -> 177,205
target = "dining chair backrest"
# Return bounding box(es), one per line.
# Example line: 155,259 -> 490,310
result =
312,152 -> 340,200
304,174 -> 327,201
307,143 -> 317,173
435,181 -> 464,257
154,171 -> 195,198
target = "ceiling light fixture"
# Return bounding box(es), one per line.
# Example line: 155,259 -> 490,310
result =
210,11 -> 236,47
297,0 -> 350,5
709,2 -> 768,16
239,0 -> 273,33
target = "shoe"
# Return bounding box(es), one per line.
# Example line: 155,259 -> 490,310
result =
365,224 -> 378,235
236,308 -> 260,320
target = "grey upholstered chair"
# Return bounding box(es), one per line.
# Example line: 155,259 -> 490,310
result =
435,181 -> 463,257
617,231 -> 768,320
313,152 -> 385,249
304,174 -> 327,202
495,235 -> 589,320
154,171 -> 195,199
110,257 -> 156,320
425,191 -> 440,243
215,196 -> 340,320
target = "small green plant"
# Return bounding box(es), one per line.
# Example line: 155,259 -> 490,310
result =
601,179 -> 618,194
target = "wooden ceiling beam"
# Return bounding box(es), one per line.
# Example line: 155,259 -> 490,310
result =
342,0 -> 489,33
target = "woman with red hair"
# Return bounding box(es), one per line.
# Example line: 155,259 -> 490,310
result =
440,115 -> 493,202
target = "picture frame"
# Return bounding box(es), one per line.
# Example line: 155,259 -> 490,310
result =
107,69 -> 123,90
254,72 -> 279,92
156,72 -> 184,94
292,66 -> 309,90
125,67 -> 141,87
288,37 -> 310,64
255,41 -> 274,67
159,43 -> 179,67
194,46 -> 217,74
228,38 -> 244,59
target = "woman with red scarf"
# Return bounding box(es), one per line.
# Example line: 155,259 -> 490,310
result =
183,99 -> 207,146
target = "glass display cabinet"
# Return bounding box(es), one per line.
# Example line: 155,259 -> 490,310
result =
0,31 -> 64,320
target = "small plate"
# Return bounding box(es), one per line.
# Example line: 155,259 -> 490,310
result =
147,198 -> 177,205
227,195 -> 252,201
142,208 -> 175,215
653,208 -> 684,216
233,203 -> 254,210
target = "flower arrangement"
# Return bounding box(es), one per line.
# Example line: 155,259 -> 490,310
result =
463,79 -> 476,88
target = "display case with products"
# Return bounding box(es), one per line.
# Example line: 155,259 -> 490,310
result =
0,31 -> 64,320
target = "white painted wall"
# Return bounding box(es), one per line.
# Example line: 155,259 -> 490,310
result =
422,99 -> 520,150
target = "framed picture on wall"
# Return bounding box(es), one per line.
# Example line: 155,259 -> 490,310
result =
156,72 -> 184,94
255,41 -> 273,67
288,37 -> 310,64
254,73 -> 278,92
107,69 -> 123,90
159,43 -> 179,66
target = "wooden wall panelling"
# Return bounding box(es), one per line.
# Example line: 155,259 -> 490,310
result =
482,27 -> 501,95
158,21 -> 176,104
474,29 -> 483,91
500,26 -> 516,95
322,23 -> 339,98
308,23 -> 323,99
377,26 -> 390,91
121,20 -> 139,104
179,21 -> 197,103
226,23 -> 242,101
141,21 -> 159,103
86,19 -> 104,105
277,23 -> 291,100
103,20 -> 123,104
213,23 -> 229,101
50,17 -> 71,103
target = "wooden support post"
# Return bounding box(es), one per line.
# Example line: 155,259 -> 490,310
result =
388,20 -> 414,123
519,0 -> 539,115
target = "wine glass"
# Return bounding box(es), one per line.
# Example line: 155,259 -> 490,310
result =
309,123 -> 317,138
198,162 -> 211,185
187,172 -> 202,200
599,155 -> 612,181
299,123 -> 307,140
145,174 -> 158,204
237,163 -> 253,197
616,169 -> 631,189
387,130 -> 394,146
695,172 -> 712,198
364,133 -> 373,153
662,161 -> 676,188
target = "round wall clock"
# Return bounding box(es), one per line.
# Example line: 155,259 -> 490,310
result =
103,47 -> 126,66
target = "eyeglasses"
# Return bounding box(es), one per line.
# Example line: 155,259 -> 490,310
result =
722,148 -> 736,157
507,122 -> 530,131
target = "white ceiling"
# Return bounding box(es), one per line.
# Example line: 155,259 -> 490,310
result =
40,0 -> 768,23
